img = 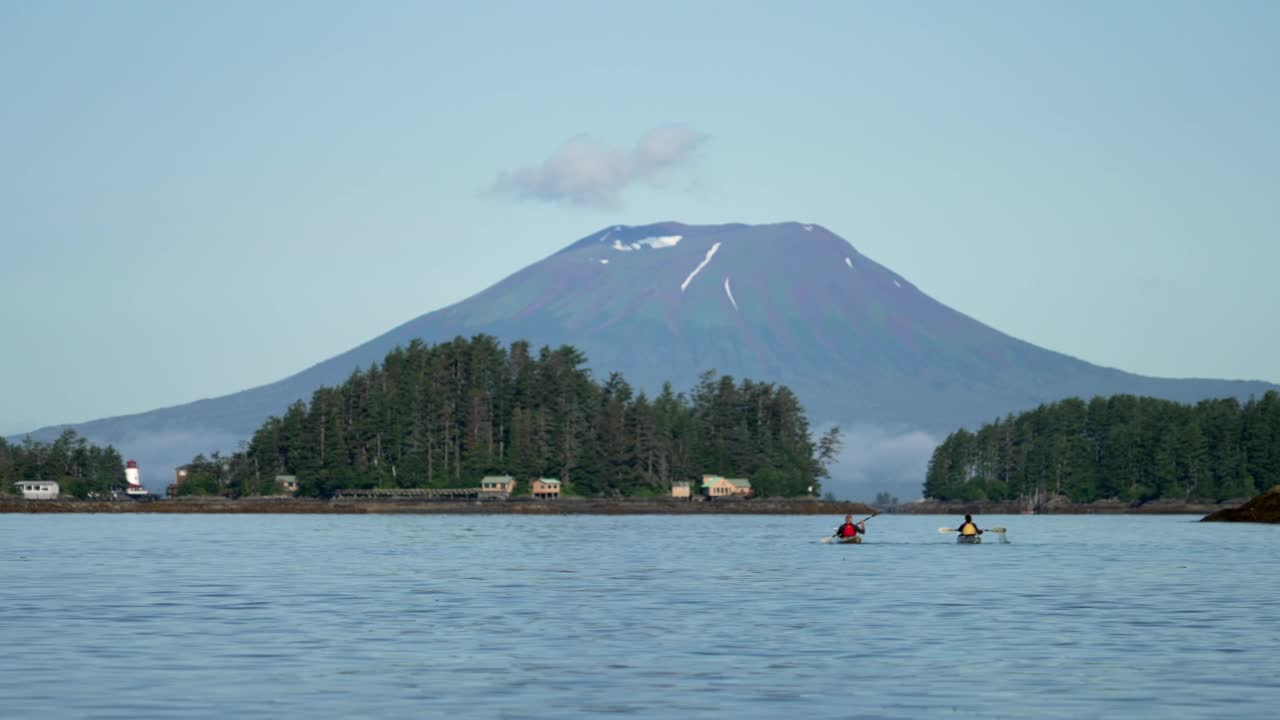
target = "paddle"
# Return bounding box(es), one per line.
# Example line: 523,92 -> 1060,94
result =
821,512 -> 879,543
938,526 -> 1008,534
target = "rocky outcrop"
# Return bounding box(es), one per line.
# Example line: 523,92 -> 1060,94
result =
1201,486 -> 1280,523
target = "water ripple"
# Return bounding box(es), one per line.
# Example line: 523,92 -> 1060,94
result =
1,514 -> 1278,718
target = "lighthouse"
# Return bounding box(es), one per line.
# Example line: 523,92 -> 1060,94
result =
124,460 -> 149,497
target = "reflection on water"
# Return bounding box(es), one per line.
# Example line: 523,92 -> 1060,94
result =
1,514 -> 1278,718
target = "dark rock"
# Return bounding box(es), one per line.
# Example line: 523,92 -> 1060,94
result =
1202,486 -> 1280,523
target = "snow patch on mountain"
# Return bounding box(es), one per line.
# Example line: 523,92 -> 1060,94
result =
724,276 -> 738,311
845,257 -> 853,268
612,235 -> 683,252
681,242 -> 721,292
893,279 -> 902,288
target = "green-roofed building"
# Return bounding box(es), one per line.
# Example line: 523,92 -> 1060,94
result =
480,475 -> 516,499
532,477 -> 561,499
702,475 -> 753,498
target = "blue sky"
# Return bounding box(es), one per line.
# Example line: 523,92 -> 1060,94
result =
2,1 -> 1278,436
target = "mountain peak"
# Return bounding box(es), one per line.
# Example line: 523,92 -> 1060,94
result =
561,221 -> 839,257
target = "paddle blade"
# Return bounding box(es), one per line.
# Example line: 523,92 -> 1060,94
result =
820,536 -> 834,544
938,527 -> 956,533
988,527 -> 1007,533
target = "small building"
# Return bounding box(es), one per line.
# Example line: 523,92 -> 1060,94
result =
276,475 -> 299,494
168,465 -> 191,497
531,477 -> 561,499
671,481 -> 691,499
701,475 -> 753,498
15,480 -> 59,500
480,475 -> 516,499
702,475 -> 735,498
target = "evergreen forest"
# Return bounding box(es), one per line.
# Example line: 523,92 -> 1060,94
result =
924,392 -> 1280,504
0,430 -> 126,498
183,336 -> 842,498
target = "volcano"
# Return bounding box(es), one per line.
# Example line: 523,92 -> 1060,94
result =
19,222 -> 1277,497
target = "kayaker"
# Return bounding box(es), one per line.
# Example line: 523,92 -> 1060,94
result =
957,514 -> 984,538
834,514 -> 866,539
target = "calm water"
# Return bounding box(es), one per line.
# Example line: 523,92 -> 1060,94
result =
2,514 -> 1278,719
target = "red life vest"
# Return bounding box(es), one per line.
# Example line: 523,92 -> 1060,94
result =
839,522 -> 858,537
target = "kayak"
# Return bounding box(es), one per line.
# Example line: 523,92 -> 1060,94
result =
956,535 -> 982,544
836,535 -> 862,544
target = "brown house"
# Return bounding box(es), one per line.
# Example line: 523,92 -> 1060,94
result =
167,465 -> 191,497
276,475 -> 299,494
701,474 -> 753,498
671,481 -> 691,499
480,475 -> 516,499
531,478 -> 561,499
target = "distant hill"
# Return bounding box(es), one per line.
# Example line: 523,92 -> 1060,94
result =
16,222 -> 1277,497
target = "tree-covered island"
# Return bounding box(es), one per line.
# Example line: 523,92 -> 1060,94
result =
176,335 -> 843,499
925,392 -> 1280,505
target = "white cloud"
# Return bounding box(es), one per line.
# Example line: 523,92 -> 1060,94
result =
488,126 -> 708,209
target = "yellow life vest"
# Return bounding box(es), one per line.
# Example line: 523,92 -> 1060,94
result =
960,522 -> 978,536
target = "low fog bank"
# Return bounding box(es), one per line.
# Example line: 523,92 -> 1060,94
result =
119,429 -> 246,491
819,424 -> 941,503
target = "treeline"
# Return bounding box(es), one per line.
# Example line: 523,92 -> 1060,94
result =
185,335 -> 841,498
925,391 -> 1280,504
0,430 -> 125,498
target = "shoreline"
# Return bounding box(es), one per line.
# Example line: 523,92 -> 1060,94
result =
0,496 -> 878,515
0,495 -> 1248,516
